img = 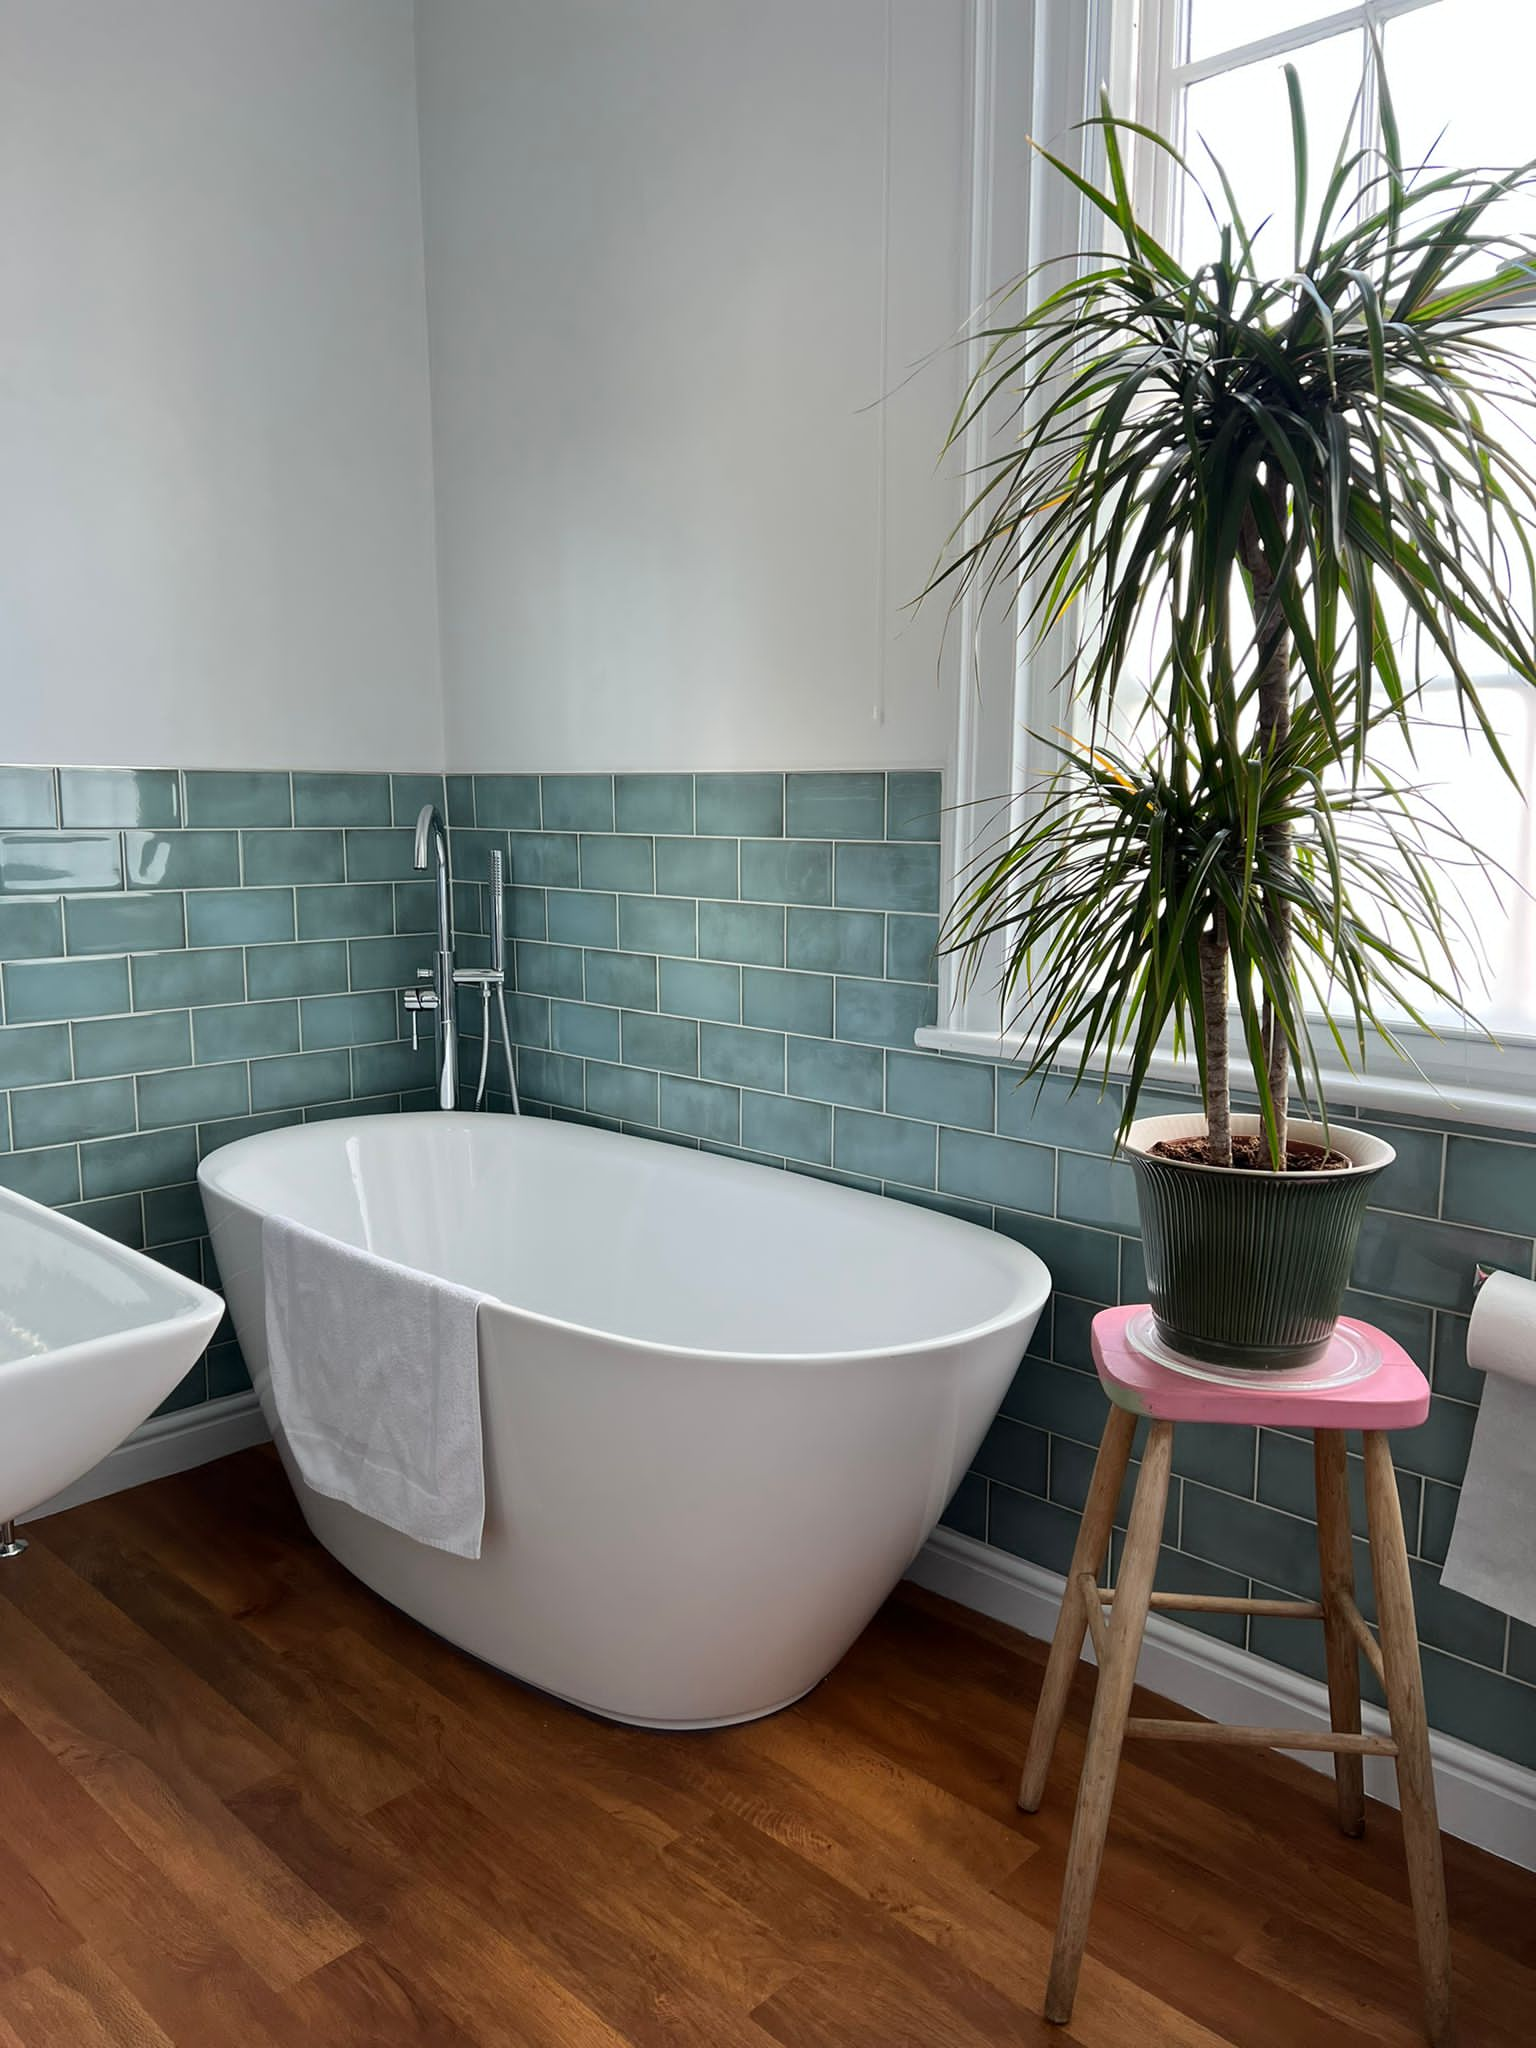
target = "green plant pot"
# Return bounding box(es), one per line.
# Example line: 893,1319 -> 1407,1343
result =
1122,1113 -> 1395,1371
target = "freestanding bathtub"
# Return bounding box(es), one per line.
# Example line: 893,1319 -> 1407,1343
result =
200,1112 -> 1049,1727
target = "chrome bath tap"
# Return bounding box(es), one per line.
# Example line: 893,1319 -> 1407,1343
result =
405,803 -> 519,1114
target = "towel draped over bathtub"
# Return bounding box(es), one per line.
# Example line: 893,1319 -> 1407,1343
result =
262,1212 -> 487,1559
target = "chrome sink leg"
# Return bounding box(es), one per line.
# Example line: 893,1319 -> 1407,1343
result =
0,1520 -> 27,1560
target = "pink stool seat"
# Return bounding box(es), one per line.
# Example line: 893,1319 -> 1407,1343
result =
1092,1305 -> 1430,1431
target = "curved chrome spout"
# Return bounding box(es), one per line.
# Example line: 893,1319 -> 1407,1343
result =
413,803 -> 458,1109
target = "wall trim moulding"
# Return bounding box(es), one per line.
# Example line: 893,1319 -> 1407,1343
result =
908,1525 -> 1536,1874
22,1391 -> 270,1523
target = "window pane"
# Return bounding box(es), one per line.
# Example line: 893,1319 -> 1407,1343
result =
1385,0 -> 1536,251
1187,1 -> 1348,66
1178,31 -> 1364,270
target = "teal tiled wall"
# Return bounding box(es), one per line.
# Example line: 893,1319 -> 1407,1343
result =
447,767 -> 1536,1775
0,766 -> 443,1413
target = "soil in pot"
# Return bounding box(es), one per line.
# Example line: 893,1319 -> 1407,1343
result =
1149,1135 -> 1353,1171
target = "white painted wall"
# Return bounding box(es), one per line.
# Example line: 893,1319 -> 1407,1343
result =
416,0 -> 972,772
0,0 -> 444,770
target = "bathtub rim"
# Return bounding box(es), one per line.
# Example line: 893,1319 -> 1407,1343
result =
198,1111 -> 1053,1371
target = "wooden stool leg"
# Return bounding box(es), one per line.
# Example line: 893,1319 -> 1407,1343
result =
1314,1431 -> 1366,1838
1018,1404 -> 1137,1812
1044,1418 -> 1173,2027
1364,1432 -> 1455,2047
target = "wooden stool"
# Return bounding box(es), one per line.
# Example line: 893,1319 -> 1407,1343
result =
1022,1306 -> 1453,2043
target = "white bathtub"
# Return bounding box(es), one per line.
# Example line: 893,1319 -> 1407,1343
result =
200,1111 -> 1049,1727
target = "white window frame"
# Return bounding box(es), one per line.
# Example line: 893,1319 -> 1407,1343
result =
920,0 -> 1536,1136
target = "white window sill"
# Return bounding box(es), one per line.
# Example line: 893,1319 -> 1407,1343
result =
914,1025 -> 1536,1138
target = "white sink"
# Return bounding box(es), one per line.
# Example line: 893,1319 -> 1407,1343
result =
0,1185 -> 224,1531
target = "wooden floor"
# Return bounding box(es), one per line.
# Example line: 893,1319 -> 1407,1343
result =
0,1452 -> 1531,2046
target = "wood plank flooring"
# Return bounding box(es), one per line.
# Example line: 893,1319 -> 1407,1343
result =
0,1447 -> 1530,2046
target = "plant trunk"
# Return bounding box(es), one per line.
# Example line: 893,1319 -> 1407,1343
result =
1240,469 -> 1294,1168
1199,906 -> 1232,1166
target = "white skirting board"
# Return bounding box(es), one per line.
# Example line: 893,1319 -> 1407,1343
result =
907,1525 -> 1536,1875
19,1391 -> 271,1524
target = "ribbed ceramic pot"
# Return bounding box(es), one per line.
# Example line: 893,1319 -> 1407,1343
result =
1122,1112 -> 1395,1371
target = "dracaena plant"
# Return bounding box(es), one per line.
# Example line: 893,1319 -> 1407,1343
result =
930,56 -> 1536,1168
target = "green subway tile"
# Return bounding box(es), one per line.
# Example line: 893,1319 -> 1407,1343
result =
994,1211 -> 1120,1299
546,889 -> 618,950
80,1126 -> 197,1198
0,832 -> 122,895
1256,1428 -> 1417,1541
74,1009 -> 191,1079
617,894 -> 696,958
833,1107 -> 936,1188
516,1047 -> 586,1110
514,940 -> 584,1000
1355,1119 -> 1445,1217
833,841 -> 940,913
1352,1211 -> 1530,1312
1169,1420 -> 1258,1497
886,1050 -> 993,1132
193,1000 -> 300,1063
61,1193 -> 145,1248
0,898 -> 63,962
343,827 -> 420,884
972,1415 -> 1049,1496
187,887 -> 295,947
657,957 -> 740,1023
551,1000 -> 621,1061
131,947 -> 245,1012
584,949 -> 657,1011
786,1034 -> 883,1110
246,940 -> 349,1000
472,775 -> 541,829
940,1471 -> 988,1541
1057,1151 -> 1139,1232
152,1360 -> 208,1417
351,1040 -> 432,1095
0,1022 -> 72,1088
349,935 -> 431,991
0,767 -> 56,827
59,767 -> 181,828
10,1076 -> 134,1147
615,773 -> 693,834
655,836 -> 737,900
1343,1289 -> 1432,1362
621,1009 -> 699,1075
1430,1311 -> 1478,1402
242,829 -> 345,885
885,913 -> 939,984
699,1022 -> 786,1093
1510,1619 -> 1536,1686
250,1048 -> 352,1112
4,953 -> 129,1024
183,770 -> 291,826
740,1089 -> 831,1166
740,966 -> 833,1037
505,992 -> 550,1047
987,1487 -> 1084,1577
1119,1237 -> 1147,1304
299,991 -> 399,1051
695,773 -> 783,837
997,1071 -> 1122,1151
390,773 -> 448,827
578,835 -> 654,894
509,832 -> 580,888
1419,1648 -> 1536,1771
785,906 -> 884,978
833,976 -> 935,1049
1179,1481 -> 1321,1600
886,771 -> 942,842
125,829 -> 239,890
310,1092 -> 401,1123
137,1061 -> 250,1130
143,1181 -> 206,1245
698,901 -> 783,967
293,772 -> 391,826
1442,1134 -> 1536,1234
197,1109 -> 301,1157
740,839 -> 831,907
1389,1394 -> 1477,1486
294,880 -> 391,942
208,1341 -> 253,1400
659,1074 -> 740,1145
507,886 -> 546,941
445,774 -> 476,825
541,775 -> 614,832
394,880 -> 438,934
785,772 -> 883,839
0,1144 -> 80,1204
65,891 -> 184,956
586,1061 -> 659,1125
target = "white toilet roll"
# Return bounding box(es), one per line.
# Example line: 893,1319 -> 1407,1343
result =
1441,1269 -> 1536,1627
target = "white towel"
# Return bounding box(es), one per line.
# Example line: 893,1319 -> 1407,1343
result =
263,1212 -> 487,1559
1442,1269 -> 1536,1629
